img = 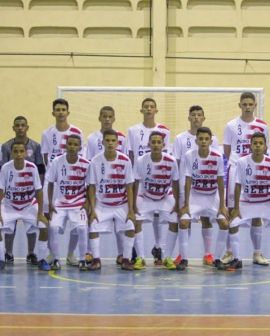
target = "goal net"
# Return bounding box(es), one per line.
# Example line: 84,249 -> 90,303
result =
57,86 -> 264,145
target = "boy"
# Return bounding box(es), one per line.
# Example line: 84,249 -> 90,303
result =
173,105 -> 220,265
223,92 -> 269,263
88,129 -> 135,271
127,98 -> 170,264
41,98 -> 84,266
179,127 -> 228,270
0,142 -> 50,271
227,132 -> 270,270
48,135 -> 90,271
134,131 -> 179,270
1,116 -> 45,265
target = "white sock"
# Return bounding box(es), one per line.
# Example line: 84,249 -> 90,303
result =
123,235 -> 135,259
0,240 -> 4,261
49,226 -> 60,260
37,240 -> 49,261
134,231 -> 145,258
115,231 -> 124,255
67,231 -> 78,255
90,237 -> 100,259
226,234 -> 231,251
214,230 -> 228,260
164,230 -> 177,258
230,232 -> 240,259
202,228 -> 213,255
77,226 -> 88,260
250,226 -> 262,252
179,229 -> 189,260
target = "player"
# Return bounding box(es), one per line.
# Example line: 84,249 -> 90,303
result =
0,142 -> 50,271
226,132 -> 270,270
223,91 -> 269,264
173,105 -> 220,265
41,98 -> 84,266
88,129 -> 135,271
86,105 -> 127,265
133,131 -> 179,270
1,116 -> 45,266
179,127 -> 229,271
48,134 -> 90,271
127,98 -> 170,264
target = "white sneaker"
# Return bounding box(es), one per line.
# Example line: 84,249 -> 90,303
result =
221,251 -> 234,264
66,253 -> 79,266
253,252 -> 269,266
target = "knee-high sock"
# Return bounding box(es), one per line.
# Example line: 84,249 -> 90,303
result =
202,228 -> 213,255
214,230 -> 228,260
164,230 -> 178,258
90,237 -> 100,259
179,229 -> 189,260
250,226 -> 262,252
134,231 -> 144,258
230,232 -> 240,259
67,231 -> 78,255
76,226 -> 88,260
123,235 -> 135,260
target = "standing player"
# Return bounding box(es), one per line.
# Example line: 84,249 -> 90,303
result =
223,92 -> 269,263
86,105 -> 127,264
41,98 -> 84,266
133,131 -> 179,270
173,105 -> 220,265
48,135 -> 90,271
226,132 -> 270,269
1,116 -> 45,265
0,142 -> 50,271
88,129 -> 135,271
179,127 -> 228,270
127,98 -> 170,264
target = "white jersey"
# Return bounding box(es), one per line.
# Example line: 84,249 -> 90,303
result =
41,124 -> 83,169
0,160 -> 41,210
47,153 -> 90,209
89,152 -> 134,206
236,154 -> 270,203
127,123 -> 170,160
134,153 -> 179,201
184,149 -> 224,195
223,117 -> 269,165
86,130 -> 127,160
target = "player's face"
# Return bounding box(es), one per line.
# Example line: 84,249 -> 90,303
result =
66,137 -> 81,155
52,103 -> 69,122
99,110 -> 115,130
188,110 -> 205,129
11,144 -> 26,161
140,101 -> 158,119
239,98 -> 256,115
13,119 -> 29,137
251,137 -> 267,156
103,135 -> 118,151
196,132 -> 212,150
149,135 -> 164,154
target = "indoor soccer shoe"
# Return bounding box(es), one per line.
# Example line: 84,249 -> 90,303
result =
0,260 -> 5,270
66,253 -> 79,266
176,259 -> 188,271
116,255 -> 123,265
38,259 -> 51,271
51,259 -> 61,270
5,253 -> 14,264
26,253 -> 38,265
203,254 -> 214,266
79,260 -> 88,271
121,258 -> 134,271
253,252 -> 269,266
163,257 -> 176,270
214,259 -> 227,271
88,258 -> 101,271
221,251 -> 234,264
133,257 -> 146,270
152,246 -> 162,265
174,255 -> 182,265
226,258 -> 242,270
85,252 -> 93,265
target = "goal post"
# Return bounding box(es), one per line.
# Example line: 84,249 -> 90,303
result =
57,86 -> 265,144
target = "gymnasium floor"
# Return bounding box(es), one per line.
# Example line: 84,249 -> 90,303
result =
1,224 -> 270,335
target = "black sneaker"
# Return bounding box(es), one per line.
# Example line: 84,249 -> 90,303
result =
152,246 -> 162,265
227,258 -> 243,270
214,259 -> 227,270
79,260 -> 88,271
51,259 -> 61,270
5,253 -> 14,264
26,253 -> 38,265
176,259 -> 188,271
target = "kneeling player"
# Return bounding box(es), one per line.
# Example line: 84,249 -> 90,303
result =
0,142 -> 50,271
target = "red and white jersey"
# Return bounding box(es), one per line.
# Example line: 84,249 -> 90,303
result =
89,152 -> 134,206
127,123 -> 170,161
86,130 -> 127,160
41,124 -> 83,169
184,149 -> 224,195
0,160 -> 41,210
223,117 -> 269,165
236,154 -> 270,203
47,153 -> 90,209
134,153 -> 179,201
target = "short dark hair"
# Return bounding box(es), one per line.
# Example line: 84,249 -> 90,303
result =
103,129 -> 118,139
13,116 -> 28,124
149,131 -> 164,142
251,132 -> 266,144
141,97 -> 157,108
99,106 -> 115,116
196,126 -> 212,138
66,134 -> 81,146
11,141 -> 26,150
240,91 -> 256,102
53,98 -> 69,110
189,105 -> 204,115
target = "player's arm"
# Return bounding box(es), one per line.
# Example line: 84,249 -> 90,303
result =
180,176 -> 191,216
35,188 -> 48,225
223,144 -> 231,160
128,150 -> 134,166
172,180 -> 179,213
231,183 -> 241,220
48,182 -> 56,220
0,189 -> 4,225
133,179 -> 140,214
126,182 -> 135,222
217,176 -> 228,219
88,184 -> 98,223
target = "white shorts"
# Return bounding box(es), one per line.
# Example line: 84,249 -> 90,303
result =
136,195 -> 178,224
50,208 -> 88,234
90,202 -> 134,233
0,203 -> 46,234
226,163 -> 236,208
230,201 -> 270,228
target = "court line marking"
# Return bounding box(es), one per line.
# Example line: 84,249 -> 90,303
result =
39,286 -> 63,289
